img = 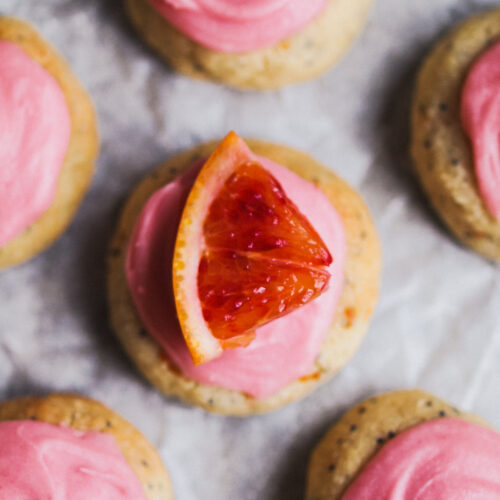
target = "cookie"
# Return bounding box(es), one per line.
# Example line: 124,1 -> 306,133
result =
107,139 -> 381,416
0,393 -> 173,500
125,0 -> 373,90
305,389 -> 487,500
0,17 -> 98,270
411,9 -> 500,261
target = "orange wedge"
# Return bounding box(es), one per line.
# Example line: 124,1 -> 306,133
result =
173,132 -> 332,364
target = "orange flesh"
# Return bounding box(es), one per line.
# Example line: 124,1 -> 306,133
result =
198,161 -> 332,344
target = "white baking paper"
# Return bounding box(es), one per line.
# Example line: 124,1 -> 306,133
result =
0,0 -> 499,498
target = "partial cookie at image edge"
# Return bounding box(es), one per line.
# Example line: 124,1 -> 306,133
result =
0,393 -> 174,500
411,9 -> 500,261
0,17 -> 99,270
306,389 -> 486,500
125,0 -> 374,90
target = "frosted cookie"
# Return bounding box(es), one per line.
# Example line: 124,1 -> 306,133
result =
0,17 -> 98,270
125,0 -> 374,90
108,132 -> 381,416
306,389 -> 499,500
0,393 -> 173,500
411,9 -> 500,260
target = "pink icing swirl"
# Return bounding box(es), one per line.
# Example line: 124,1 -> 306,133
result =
126,156 -> 346,399
462,39 -> 500,221
147,0 -> 329,52
342,418 -> 500,500
0,41 -> 71,247
0,420 -> 146,499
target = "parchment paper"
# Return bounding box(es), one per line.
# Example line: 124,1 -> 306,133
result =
0,1 -> 499,499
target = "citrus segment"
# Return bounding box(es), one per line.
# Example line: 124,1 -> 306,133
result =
202,161 -> 333,266
173,132 -> 333,364
199,160 -> 332,344
198,250 -> 331,346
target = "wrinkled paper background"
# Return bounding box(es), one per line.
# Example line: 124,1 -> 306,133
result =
1,0 -> 499,498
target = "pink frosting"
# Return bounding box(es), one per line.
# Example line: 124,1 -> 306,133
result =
0,41 -> 71,247
126,156 -> 346,398
342,418 -> 500,500
462,39 -> 500,221
0,420 -> 146,499
147,0 -> 329,52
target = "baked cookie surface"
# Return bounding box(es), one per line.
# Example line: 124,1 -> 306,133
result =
125,0 -> 373,90
411,9 -> 500,261
306,389 -> 484,500
108,139 -> 381,416
0,393 -> 173,500
0,17 -> 98,270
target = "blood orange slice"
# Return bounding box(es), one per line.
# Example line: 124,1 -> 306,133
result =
173,132 -> 333,364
